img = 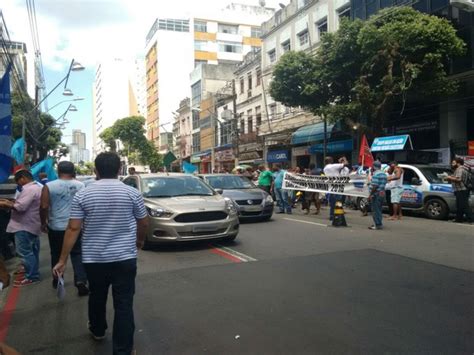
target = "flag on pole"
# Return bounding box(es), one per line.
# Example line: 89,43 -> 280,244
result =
359,134 -> 374,168
0,64 -> 12,183
11,138 -> 25,165
30,157 -> 58,182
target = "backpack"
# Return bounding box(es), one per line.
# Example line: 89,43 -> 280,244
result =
462,166 -> 474,191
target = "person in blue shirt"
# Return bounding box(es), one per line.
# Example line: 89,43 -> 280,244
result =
271,164 -> 292,214
368,161 -> 388,230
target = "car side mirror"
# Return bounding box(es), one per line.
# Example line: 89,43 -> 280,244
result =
411,177 -> 421,185
215,188 -> 223,194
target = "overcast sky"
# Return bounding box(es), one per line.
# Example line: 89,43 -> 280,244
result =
1,0 -> 287,151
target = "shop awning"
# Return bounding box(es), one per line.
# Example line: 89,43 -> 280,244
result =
291,122 -> 335,145
371,134 -> 413,152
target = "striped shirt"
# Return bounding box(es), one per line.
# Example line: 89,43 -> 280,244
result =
70,179 -> 147,263
370,170 -> 388,193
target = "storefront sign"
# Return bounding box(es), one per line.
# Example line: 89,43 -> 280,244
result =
215,149 -> 234,162
309,139 -> 353,154
283,172 -> 369,198
190,155 -> 201,163
468,141 -> 474,156
267,150 -> 290,163
292,146 -> 310,156
371,135 -> 413,152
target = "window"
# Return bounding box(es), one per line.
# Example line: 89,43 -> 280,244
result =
218,23 -> 238,34
403,168 -> 420,185
194,40 -> 207,51
281,40 -> 291,53
268,49 -> 276,63
240,113 -> 245,133
269,103 -> 277,119
192,133 -> 201,153
191,81 -> 201,107
192,110 -> 200,129
255,106 -> 262,127
316,18 -> 328,39
247,73 -> 252,90
338,6 -> 351,21
194,59 -> 206,67
123,178 -> 138,189
240,77 -> 245,94
194,20 -> 207,32
297,0 -> 311,8
247,109 -> 253,133
251,27 -> 261,38
158,19 -> 190,33
298,30 -> 309,47
218,41 -> 242,53
256,67 -> 261,86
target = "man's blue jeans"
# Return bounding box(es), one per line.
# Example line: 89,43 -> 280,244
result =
15,231 -> 40,281
328,194 -> 342,220
84,258 -> 137,355
275,188 -> 291,213
371,193 -> 384,227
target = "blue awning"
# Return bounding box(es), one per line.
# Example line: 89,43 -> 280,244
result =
291,122 -> 335,145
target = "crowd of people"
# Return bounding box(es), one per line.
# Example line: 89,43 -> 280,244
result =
226,155 -> 473,229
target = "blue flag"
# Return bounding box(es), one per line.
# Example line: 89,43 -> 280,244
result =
0,65 -> 12,183
30,157 -> 58,182
182,161 -> 197,174
11,138 -> 25,165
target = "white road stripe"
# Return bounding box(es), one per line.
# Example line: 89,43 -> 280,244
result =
213,244 -> 258,262
455,223 -> 474,228
283,218 -> 328,227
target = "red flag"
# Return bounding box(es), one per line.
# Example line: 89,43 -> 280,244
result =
359,134 -> 374,168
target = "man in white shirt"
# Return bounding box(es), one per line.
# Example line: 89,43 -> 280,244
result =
323,156 -> 349,220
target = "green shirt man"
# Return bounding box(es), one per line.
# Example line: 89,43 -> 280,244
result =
258,166 -> 273,193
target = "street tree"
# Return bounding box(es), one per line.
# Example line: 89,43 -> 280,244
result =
269,7 -> 465,135
12,90 -> 65,162
99,116 -> 163,172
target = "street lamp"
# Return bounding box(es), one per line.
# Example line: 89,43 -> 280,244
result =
36,104 -> 79,140
45,97 -> 84,113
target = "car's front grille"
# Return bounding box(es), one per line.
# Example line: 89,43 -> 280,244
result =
174,211 -> 228,223
240,211 -> 263,216
235,199 -> 262,206
179,228 -> 228,238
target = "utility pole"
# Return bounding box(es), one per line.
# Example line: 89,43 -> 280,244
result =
232,79 -> 239,167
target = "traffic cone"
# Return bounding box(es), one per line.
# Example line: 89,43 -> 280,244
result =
332,201 -> 348,227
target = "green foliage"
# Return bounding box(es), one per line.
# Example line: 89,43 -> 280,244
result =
99,116 -> 162,172
269,7 -> 466,135
11,90 -> 65,162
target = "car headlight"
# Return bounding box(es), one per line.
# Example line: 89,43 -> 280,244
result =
224,198 -> 238,215
265,195 -> 274,205
146,206 -> 174,218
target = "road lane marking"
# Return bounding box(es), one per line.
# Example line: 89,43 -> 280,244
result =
209,244 -> 257,263
283,218 -> 328,227
0,284 -> 21,341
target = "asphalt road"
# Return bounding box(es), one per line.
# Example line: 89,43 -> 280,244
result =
1,207 -> 473,354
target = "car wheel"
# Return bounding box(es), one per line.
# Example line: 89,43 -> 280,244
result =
222,235 -> 237,243
262,215 -> 272,222
424,198 -> 448,220
357,197 -> 369,211
141,240 -> 153,251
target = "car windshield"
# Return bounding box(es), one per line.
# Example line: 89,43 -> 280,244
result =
206,175 -> 254,190
419,167 -> 453,184
141,176 -> 214,198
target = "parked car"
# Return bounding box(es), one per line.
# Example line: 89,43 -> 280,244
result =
199,174 -> 274,221
355,164 -> 474,220
122,173 -> 239,247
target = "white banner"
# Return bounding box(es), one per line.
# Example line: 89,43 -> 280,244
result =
282,173 -> 370,198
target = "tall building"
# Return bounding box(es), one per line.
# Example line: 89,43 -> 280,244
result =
0,40 -> 28,92
72,129 -> 86,150
145,3 -> 275,148
92,57 -> 144,156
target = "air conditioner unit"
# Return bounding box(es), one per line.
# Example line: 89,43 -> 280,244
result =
450,0 -> 474,11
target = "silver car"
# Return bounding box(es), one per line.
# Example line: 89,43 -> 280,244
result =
122,174 -> 239,247
199,174 -> 274,221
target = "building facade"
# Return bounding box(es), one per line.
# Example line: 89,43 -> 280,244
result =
92,58 -> 143,157
260,0 -> 351,168
145,3 -> 274,153
0,40 -> 28,92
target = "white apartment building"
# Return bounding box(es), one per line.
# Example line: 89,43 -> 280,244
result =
92,57 -> 144,157
260,0 -> 350,168
145,3 -> 275,147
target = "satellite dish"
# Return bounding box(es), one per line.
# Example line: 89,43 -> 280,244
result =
221,109 -> 233,121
